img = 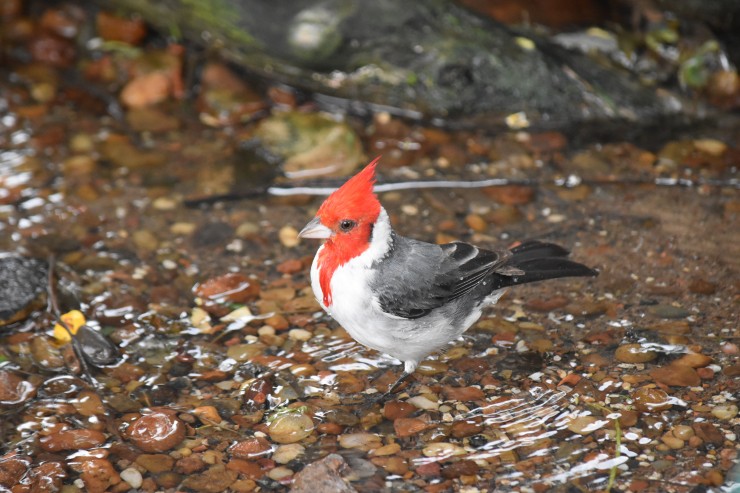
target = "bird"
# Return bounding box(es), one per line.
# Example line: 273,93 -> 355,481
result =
298,156 -> 597,397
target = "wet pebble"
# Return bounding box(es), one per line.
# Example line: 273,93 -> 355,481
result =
125,410 -> 186,452
0,370 -> 36,405
632,387 -> 673,412
339,433 -> 382,450
407,395 -> 439,411
268,412 -> 314,444
711,404 -> 738,420
272,443 -> 304,464
290,454 -> 355,493
648,304 -> 690,319
135,454 -> 175,473
567,416 -> 603,435
72,458 -> 121,493
230,437 -> 272,459
120,467 -> 143,489
689,278 -> 717,295
675,353 -> 712,368
279,226 -> 300,247
422,442 -> 466,459
650,364 -> 700,387
383,401 -> 416,420
394,417 -> 431,438
39,428 -> 107,452
615,343 -> 657,363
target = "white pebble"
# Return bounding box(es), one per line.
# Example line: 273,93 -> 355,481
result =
120,467 -> 143,489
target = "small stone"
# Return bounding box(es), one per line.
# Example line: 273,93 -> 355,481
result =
268,413 -> 314,444
120,467 -> 143,489
675,353 -> 712,368
393,418 -> 430,438
672,425 -> 694,440
290,454 -> 356,493
615,344 -> 657,364
268,466 -> 293,481
121,72 -> 171,108
193,406 -> 221,423
39,429 -> 107,452
135,454 -> 175,473
650,364 -> 700,387
229,437 -> 272,459
415,360 -> 448,376
711,404 -> 738,420
688,278 -> 717,295
633,387 -> 673,412
338,433 -> 382,450
370,443 -> 401,457
0,370 -> 36,405
441,386 -> 485,401
407,395 -> 439,411
693,423 -> 724,446
382,401 -> 416,420
648,304 -> 690,319
126,410 -> 186,452
272,443 -> 304,464
279,226 -> 300,248
660,432 -> 684,449
566,415 -> 604,435
422,442 -> 466,459
465,214 -> 487,232
288,328 -> 312,341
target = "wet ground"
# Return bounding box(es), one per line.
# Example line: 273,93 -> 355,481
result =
1,3 -> 739,493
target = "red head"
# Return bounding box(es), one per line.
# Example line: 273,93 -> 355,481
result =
298,156 -> 383,306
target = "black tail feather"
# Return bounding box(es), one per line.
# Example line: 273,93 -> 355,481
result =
495,241 -> 598,288
509,240 -> 570,261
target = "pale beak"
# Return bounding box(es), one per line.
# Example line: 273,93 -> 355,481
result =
298,217 -> 332,239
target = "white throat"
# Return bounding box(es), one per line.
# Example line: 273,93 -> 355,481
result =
358,207 -> 393,266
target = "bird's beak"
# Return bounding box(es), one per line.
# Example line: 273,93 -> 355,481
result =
298,217 -> 332,239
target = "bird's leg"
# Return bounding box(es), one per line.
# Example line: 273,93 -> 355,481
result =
380,360 -> 418,398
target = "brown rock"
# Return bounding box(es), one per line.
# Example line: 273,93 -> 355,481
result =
182,464 -> 239,493
39,429 -> 107,452
174,454 -> 207,475
441,460 -> 479,479
415,461 -> 441,477
120,72 -> 171,108
650,364 -> 700,387
96,12 -> 147,44
615,344 -> 657,364
382,401 -> 416,420
230,437 -> 272,459
483,185 -> 535,205
451,420 -> 483,438
0,370 -> 36,405
0,454 -> 30,488
394,417 -> 430,438
688,278 -> 717,295
194,273 -> 260,306
290,454 -> 356,493
29,461 -> 67,493
126,410 -> 186,452
71,458 -> 121,493
135,454 -> 176,473
675,353 -> 712,368
632,387 -> 673,412
226,459 -> 264,479
441,386 -> 485,401
693,423 -> 724,446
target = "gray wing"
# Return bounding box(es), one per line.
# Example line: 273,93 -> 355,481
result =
371,236 -> 509,319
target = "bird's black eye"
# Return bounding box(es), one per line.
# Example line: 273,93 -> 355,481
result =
339,219 -> 357,232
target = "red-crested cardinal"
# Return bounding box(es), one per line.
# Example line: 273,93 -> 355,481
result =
298,157 -> 597,395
